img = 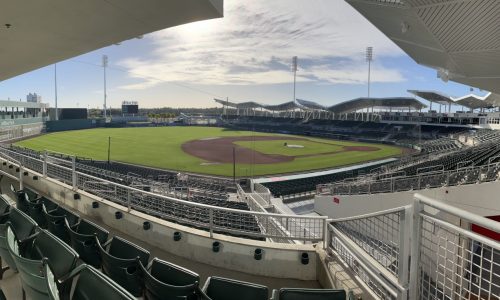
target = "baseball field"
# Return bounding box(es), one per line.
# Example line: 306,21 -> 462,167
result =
15,127 -> 404,176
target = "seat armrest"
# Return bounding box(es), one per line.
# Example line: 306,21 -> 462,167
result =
56,263 -> 88,284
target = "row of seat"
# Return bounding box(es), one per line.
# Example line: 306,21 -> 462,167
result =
0,188 -> 352,300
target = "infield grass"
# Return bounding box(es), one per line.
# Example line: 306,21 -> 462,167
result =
15,127 -> 403,176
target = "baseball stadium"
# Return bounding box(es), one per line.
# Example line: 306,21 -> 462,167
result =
0,1 -> 498,300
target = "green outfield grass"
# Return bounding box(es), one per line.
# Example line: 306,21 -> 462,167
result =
15,127 -> 403,176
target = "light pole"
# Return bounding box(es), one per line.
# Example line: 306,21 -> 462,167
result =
292,56 -> 298,102
366,47 -> 373,120
102,55 -> 108,119
54,64 -> 58,120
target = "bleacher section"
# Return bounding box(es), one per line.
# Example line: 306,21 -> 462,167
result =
0,191 -> 352,299
262,164 -> 385,197
418,137 -> 461,153
224,116 -> 462,144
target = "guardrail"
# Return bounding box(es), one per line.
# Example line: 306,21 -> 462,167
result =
318,161 -> 500,196
0,147 -> 327,243
327,194 -> 500,300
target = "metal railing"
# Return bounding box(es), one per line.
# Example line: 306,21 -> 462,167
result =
410,194 -> 500,300
327,194 -> 500,300
319,161 -> 500,196
0,147 -> 327,243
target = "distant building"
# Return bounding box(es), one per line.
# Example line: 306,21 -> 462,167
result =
27,93 -> 42,103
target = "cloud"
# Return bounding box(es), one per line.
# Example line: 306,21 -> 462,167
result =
118,0 -> 405,89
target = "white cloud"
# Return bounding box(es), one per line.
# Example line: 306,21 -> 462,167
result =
118,0 -> 405,89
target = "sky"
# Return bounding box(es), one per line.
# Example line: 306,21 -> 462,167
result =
0,0 -> 488,110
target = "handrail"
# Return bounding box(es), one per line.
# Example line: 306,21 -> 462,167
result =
330,206 -> 408,223
325,160 -> 500,196
414,193 -> 500,233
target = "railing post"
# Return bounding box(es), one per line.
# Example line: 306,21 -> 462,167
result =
409,197 -> 423,300
209,208 -> 214,238
323,218 -> 329,250
72,156 -> 77,190
398,206 -> 412,298
43,150 -> 47,177
19,163 -> 24,190
127,189 -> 131,212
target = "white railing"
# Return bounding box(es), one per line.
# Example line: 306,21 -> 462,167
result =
0,147 -> 327,243
327,194 -> 500,300
319,161 -> 500,196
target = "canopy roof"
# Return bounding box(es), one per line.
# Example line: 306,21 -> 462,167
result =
347,0 -> 500,94
327,97 -> 426,114
408,90 -> 500,109
214,98 -> 325,111
216,97 -> 426,113
0,0 -> 223,81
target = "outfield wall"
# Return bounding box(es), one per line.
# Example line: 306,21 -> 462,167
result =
45,119 -> 103,132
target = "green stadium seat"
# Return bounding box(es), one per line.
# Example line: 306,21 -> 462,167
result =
0,208 -> 37,277
44,263 -> 135,300
66,219 -> 109,268
0,196 -> 11,224
200,276 -> 269,300
11,184 -> 31,214
7,228 -> 79,300
98,236 -> 150,297
272,288 -> 347,300
139,257 -> 200,300
26,200 -> 47,229
40,197 -> 58,214
43,205 -> 79,243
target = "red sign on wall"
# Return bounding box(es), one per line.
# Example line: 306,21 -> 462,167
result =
333,197 -> 340,204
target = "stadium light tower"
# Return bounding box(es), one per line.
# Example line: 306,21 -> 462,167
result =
366,47 -> 373,99
292,56 -> 298,102
102,55 -> 108,119
54,64 -> 58,121
366,47 -> 373,120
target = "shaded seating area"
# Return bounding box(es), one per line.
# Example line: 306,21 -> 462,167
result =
0,189 -> 352,299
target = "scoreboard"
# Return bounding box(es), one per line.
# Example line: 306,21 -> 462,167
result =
122,101 -> 139,114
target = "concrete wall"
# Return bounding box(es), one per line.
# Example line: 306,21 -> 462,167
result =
315,180 -> 500,218
0,161 -> 319,281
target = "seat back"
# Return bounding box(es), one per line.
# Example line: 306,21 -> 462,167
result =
0,196 -> 10,215
45,264 -> 135,300
0,196 -> 10,224
44,205 -> 79,243
67,219 -> 109,268
98,236 -> 150,297
41,197 -> 58,213
27,200 -> 47,228
203,276 -> 269,300
8,228 -> 78,300
0,208 -> 37,272
277,288 -> 346,300
15,191 -> 31,214
140,258 -> 199,300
